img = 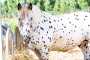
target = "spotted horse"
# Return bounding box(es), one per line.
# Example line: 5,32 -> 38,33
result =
17,2 -> 90,60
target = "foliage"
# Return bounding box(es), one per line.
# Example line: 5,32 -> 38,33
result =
1,18 -> 17,32
0,0 -> 90,15
0,0 -> 90,31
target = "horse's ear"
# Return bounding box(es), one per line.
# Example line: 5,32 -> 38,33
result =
28,3 -> 32,10
17,3 -> 22,10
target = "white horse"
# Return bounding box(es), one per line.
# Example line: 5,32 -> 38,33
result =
17,3 -> 90,60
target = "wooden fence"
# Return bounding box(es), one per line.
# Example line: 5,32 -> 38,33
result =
0,23 -> 3,60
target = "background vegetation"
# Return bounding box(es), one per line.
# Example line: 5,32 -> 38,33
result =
0,0 -> 90,32
0,0 -> 90,15
0,0 -> 90,16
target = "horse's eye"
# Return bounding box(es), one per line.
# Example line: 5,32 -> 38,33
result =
17,3 -> 22,10
28,3 -> 32,10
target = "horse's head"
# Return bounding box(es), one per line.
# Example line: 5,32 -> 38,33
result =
17,2 -> 41,40
17,3 -> 33,39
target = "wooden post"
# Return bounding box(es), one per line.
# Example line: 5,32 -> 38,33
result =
5,28 -> 9,60
15,27 -> 24,50
0,23 -> 3,60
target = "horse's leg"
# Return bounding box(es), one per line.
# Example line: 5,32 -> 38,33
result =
39,46 -> 49,60
79,40 -> 90,60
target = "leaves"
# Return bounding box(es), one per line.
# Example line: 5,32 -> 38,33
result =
0,0 -> 90,33
0,0 -> 90,16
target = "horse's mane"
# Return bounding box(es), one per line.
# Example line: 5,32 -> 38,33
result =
32,5 -> 41,26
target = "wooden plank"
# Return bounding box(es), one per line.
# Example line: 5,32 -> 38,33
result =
0,16 -> 17,20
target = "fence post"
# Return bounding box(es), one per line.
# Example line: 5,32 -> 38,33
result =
5,28 -> 9,60
0,23 -> 3,60
15,27 -> 24,50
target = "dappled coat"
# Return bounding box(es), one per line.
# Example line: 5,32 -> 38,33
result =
17,3 -> 90,60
